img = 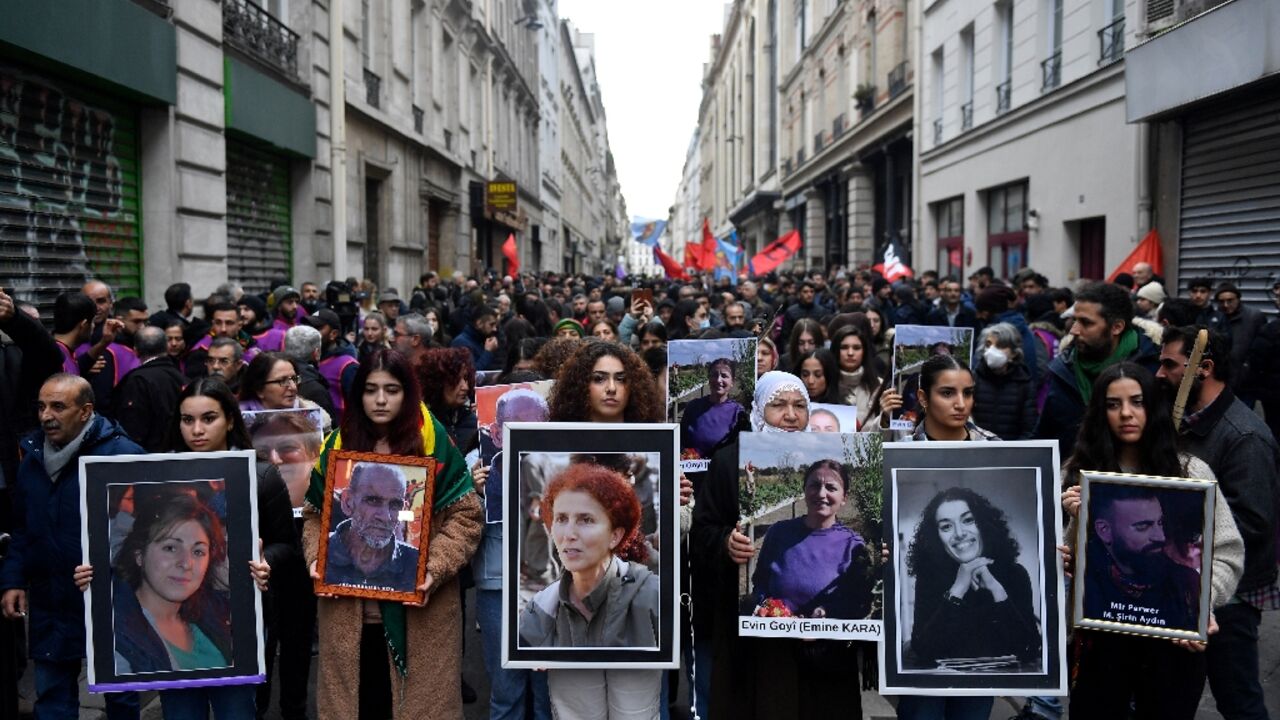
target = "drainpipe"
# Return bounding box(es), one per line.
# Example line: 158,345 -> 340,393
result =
1135,121 -> 1151,236
330,0 -> 349,281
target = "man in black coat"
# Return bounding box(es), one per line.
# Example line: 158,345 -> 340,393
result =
111,326 -> 186,452
925,278 -> 981,333
1157,325 -> 1279,720
780,282 -> 826,343
147,282 -> 208,348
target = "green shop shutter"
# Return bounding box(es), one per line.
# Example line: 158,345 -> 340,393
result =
225,139 -> 291,295
0,61 -> 142,319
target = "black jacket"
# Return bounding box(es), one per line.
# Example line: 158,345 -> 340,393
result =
111,356 -> 186,452
0,310 -> 61,494
296,362 -> 336,419
925,304 -> 981,333
972,360 -> 1037,440
1183,387 -> 1280,593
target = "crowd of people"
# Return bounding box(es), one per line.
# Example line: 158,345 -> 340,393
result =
0,259 -> 1276,720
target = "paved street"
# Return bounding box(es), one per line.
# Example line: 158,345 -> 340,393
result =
16,600 -> 1280,719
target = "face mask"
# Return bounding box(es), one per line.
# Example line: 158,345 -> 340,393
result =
983,345 -> 1009,370
699,318 -> 711,329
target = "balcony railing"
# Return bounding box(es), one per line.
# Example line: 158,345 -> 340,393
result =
996,79 -> 1011,114
1041,51 -> 1062,92
855,85 -> 877,115
782,158 -> 793,176
888,62 -> 909,98
222,0 -> 300,78
444,129 -> 453,152
960,101 -> 973,131
814,131 -> 825,154
1098,16 -> 1125,65
364,68 -> 381,108
832,113 -> 846,139
933,118 -> 943,145
796,148 -> 806,166
413,105 -> 424,134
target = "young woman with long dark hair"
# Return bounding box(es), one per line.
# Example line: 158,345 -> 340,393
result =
797,348 -> 841,405
301,349 -> 483,720
1060,362 -> 1243,719
830,324 -> 882,425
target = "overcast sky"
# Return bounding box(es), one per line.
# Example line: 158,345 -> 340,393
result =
558,1 -> 728,221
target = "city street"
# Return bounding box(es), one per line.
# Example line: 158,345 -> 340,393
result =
20,599 -> 1280,719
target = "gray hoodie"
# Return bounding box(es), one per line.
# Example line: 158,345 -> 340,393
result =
520,556 -> 660,648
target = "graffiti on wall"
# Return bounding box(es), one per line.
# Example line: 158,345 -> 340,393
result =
0,65 -> 134,313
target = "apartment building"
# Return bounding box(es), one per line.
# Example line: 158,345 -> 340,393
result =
915,0 -> 1144,285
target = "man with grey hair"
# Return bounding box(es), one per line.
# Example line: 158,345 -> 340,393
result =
394,313 -> 434,364
1,374 -> 143,719
215,282 -> 245,302
325,462 -> 419,591
206,336 -> 246,392
284,325 -> 336,418
111,326 -> 185,451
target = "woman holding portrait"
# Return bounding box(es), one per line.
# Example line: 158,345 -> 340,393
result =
301,349 -> 483,720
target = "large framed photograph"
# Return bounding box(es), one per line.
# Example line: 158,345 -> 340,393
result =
1074,471 -> 1216,642
501,423 -> 680,669
737,431 -> 884,640
242,407 -> 326,511
475,380 -> 554,524
880,441 -> 1067,696
889,325 -> 974,430
314,451 -> 437,603
80,451 -> 265,692
667,338 -> 756,472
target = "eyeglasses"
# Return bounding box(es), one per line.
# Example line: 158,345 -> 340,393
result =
264,375 -> 301,388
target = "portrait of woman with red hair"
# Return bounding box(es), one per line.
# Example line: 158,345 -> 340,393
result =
519,461 -> 658,651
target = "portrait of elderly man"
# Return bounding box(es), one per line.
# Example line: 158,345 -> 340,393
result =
1084,483 -> 1201,632
325,462 -> 420,592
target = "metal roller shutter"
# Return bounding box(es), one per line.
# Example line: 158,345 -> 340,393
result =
225,139 -> 291,295
0,62 -> 142,320
1178,93 -> 1280,309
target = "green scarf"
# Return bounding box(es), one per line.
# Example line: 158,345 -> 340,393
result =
1073,327 -> 1139,403
304,405 -> 474,676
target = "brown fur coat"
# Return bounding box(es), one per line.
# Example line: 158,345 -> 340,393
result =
303,492 -> 484,720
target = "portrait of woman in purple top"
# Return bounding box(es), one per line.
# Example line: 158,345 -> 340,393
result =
750,459 -> 873,618
678,357 -> 749,460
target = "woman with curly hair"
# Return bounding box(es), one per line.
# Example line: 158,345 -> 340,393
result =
532,337 -> 583,380
903,486 -> 1041,668
548,341 -> 665,425
414,347 -> 478,453
301,349 -> 482,720
519,463 -> 659,649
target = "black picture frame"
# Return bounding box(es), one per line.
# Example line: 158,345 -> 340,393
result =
879,441 -> 1067,696
80,451 -> 264,693
500,422 -> 680,669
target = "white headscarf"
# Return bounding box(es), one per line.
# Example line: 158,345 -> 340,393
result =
750,371 -> 810,433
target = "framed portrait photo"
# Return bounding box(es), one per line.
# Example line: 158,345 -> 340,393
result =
667,338 -> 757,473
889,325 -> 974,431
1073,471 -> 1216,642
475,380 -> 554,524
80,451 -> 265,692
314,451 -> 437,603
736,431 -> 884,641
879,441 -> 1067,697
501,422 -> 680,669
241,407 -> 326,512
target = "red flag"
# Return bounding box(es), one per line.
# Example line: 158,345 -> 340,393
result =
654,246 -> 689,280
502,233 -> 520,275
699,219 -> 719,272
747,230 -> 802,276
1107,229 -> 1164,282
683,239 -> 703,271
